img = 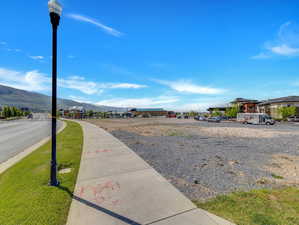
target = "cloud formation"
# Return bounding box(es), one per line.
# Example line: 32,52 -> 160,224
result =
0,67 -> 146,95
155,80 -> 226,94
67,14 -> 123,37
0,68 -> 50,92
252,21 -> 299,59
29,56 -> 44,60
269,44 -> 299,56
96,96 -> 179,108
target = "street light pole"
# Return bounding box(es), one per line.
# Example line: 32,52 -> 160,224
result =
48,0 -> 62,186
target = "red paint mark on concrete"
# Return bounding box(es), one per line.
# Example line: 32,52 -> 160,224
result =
77,181 -> 121,206
77,186 -> 85,197
85,149 -> 112,155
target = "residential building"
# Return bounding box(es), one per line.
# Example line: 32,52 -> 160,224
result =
258,96 -> 299,118
230,98 -> 260,113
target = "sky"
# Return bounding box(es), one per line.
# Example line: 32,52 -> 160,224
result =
0,0 -> 299,111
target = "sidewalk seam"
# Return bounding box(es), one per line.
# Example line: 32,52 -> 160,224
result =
77,167 -> 153,183
145,208 -> 198,225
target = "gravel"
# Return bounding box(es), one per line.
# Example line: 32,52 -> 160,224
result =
108,121 -> 299,201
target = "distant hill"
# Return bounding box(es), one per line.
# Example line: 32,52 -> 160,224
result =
0,84 -> 124,112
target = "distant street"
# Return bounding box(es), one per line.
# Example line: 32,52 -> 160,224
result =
0,114 -> 62,164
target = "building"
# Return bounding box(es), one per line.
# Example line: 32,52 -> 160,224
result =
231,98 -> 260,113
258,96 -> 299,118
62,106 -> 86,119
130,108 -> 168,117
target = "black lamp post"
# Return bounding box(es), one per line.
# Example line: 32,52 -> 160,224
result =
48,0 -> 62,187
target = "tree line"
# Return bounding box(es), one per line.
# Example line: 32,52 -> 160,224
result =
0,106 -> 30,119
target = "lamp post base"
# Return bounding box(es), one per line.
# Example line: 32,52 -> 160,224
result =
49,180 -> 60,187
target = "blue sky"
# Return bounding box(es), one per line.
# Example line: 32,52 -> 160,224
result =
0,0 -> 299,111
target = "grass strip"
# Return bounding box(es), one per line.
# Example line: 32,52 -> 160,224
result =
195,187 -> 299,225
0,121 -> 83,225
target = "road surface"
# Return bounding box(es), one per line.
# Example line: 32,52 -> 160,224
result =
0,114 -> 62,164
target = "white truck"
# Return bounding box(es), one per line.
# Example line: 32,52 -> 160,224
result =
237,113 -> 275,125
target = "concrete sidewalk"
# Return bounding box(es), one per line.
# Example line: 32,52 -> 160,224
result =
67,121 -> 235,225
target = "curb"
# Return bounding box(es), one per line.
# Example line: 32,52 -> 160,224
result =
0,121 -> 67,174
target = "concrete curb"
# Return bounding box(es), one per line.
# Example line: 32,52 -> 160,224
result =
0,121 -> 67,174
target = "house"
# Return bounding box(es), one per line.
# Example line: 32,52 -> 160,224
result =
258,96 -> 299,118
130,108 -> 168,117
231,98 -> 260,113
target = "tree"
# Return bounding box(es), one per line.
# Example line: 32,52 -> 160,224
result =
11,107 -> 18,117
278,106 -> 297,120
225,105 -> 240,118
87,110 -> 94,118
188,111 -> 199,117
211,109 -> 222,117
3,106 -> 12,118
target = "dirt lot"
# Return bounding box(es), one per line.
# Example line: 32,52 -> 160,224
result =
88,118 -> 299,201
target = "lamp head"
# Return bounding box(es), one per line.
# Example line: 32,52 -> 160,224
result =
48,0 -> 62,16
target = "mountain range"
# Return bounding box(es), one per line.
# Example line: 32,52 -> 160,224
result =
0,84 -> 123,112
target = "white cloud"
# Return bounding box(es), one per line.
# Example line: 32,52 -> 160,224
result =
0,41 -> 7,45
0,68 -> 50,92
0,67 -> 147,95
68,55 -> 76,59
96,96 -> 179,108
155,80 -> 226,94
250,52 -> 271,59
30,56 -> 44,60
268,44 -> 299,56
170,102 -> 222,112
95,96 -> 227,111
69,95 -> 93,104
59,77 -> 100,95
67,14 -> 123,37
109,83 -> 147,89
252,21 -> 299,59
59,76 -> 147,95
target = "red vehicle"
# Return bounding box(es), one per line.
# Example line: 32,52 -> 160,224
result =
167,112 -> 176,118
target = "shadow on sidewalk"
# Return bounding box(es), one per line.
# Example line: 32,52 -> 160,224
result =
59,186 -> 142,225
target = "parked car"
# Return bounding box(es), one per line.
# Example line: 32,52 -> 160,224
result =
27,114 -> 33,119
237,113 -> 275,125
194,116 -> 206,121
207,117 -> 221,123
287,116 -> 299,122
219,116 -> 229,121
167,114 -> 176,118
184,115 -> 189,119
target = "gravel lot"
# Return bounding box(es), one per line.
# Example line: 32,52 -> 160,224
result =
89,118 -> 299,201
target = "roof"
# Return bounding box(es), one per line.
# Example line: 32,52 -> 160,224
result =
259,96 -> 299,105
131,108 -> 165,112
231,98 -> 259,104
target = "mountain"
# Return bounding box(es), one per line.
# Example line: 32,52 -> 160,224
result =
0,84 -> 124,112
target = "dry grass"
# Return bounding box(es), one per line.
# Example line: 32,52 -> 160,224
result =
88,118 -> 299,138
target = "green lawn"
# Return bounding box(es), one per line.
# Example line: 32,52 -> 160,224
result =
0,121 -> 83,225
195,187 -> 299,225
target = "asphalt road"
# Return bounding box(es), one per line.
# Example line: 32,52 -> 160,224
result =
0,114 -> 62,164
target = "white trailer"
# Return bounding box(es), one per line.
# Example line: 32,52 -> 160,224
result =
237,113 -> 275,125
